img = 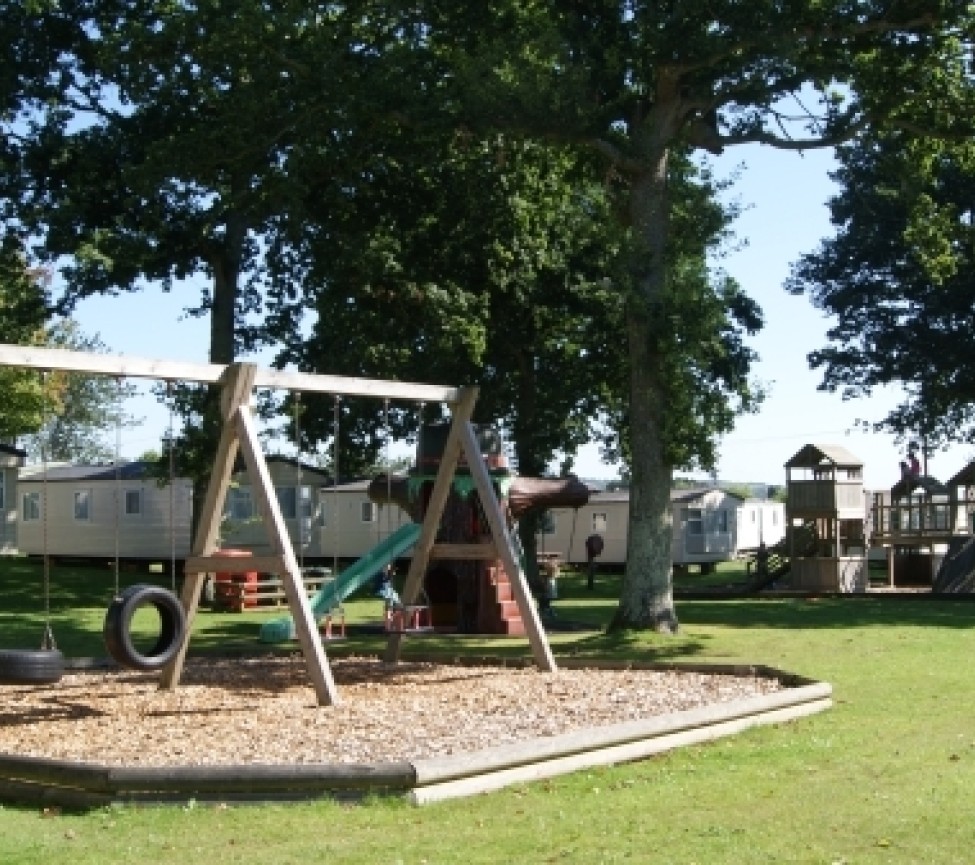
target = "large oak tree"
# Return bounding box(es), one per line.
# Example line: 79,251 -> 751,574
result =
401,0 -> 974,631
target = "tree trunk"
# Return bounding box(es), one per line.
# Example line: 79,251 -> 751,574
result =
193,212 -> 247,539
208,210 -> 247,365
609,104 -> 679,633
610,304 -> 677,632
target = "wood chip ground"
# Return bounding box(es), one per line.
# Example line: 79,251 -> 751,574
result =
0,656 -> 783,766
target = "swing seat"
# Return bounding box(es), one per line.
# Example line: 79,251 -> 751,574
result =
383,591 -> 434,634
319,607 -> 347,640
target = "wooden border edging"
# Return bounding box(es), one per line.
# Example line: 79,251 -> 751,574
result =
410,697 -> 832,805
408,683 -> 831,804
0,756 -> 416,805
0,662 -> 832,808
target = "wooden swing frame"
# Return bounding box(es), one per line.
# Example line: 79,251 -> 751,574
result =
0,344 -> 557,706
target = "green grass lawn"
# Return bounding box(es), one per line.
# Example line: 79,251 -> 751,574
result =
1,556 -> 975,864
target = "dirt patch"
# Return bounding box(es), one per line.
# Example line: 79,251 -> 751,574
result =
0,655 -> 783,767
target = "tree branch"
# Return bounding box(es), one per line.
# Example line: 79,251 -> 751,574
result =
717,115 -> 870,150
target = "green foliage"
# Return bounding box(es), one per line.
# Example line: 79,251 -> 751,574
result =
0,241 -> 141,457
17,321 -> 140,463
788,123 -> 975,449
0,236 -> 48,438
281,133 -> 625,478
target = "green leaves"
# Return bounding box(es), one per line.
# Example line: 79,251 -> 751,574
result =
789,126 -> 975,447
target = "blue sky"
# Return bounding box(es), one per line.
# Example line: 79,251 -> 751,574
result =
69,143 -> 975,491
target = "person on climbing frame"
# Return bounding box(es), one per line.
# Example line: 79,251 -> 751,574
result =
908,451 -> 921,477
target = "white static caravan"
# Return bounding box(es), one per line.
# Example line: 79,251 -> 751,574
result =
224,465 -> 411,564
537,487 -> 786,569
223,456 -> 331,558
17,461 -> 193,561
317,479 -> 411,563
0,444 -> 27,554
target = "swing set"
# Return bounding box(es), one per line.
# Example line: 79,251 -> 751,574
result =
0,343 -> 557,706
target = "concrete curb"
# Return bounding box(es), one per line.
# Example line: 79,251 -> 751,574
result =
0,660 -> 831,807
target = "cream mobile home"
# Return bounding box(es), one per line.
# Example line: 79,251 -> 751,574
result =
0,444 -> 27,555
537,487 -> 786,569
17,461 -> 193,562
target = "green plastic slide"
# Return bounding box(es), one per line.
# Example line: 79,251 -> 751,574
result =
258,522 -> 422,643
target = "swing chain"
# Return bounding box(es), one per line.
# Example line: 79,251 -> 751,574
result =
112,374 -> 124,595
39,370 -> 55,650
331,395 -> 341,578
166,380 -> 178,592
40,622 -> 58,651
294,391 -> 304,570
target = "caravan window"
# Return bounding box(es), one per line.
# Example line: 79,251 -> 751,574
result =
22,491 -> 40,522
277,487 -> 297,519
714,510 -> 728,533
539,511 -> 556,535
685,508 -> 703,535
361,501 -> 377,523
278,486 -> 315,520
74,490 -> 91,521
299,486 -> 313,518
226,487 -> 253,520
591,512 -> 607,533
124,489 -> 142,516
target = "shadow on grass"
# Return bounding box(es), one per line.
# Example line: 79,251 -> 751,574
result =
555,627 -> 711,662
5,558 -> 975,661
677,596 -> 975,630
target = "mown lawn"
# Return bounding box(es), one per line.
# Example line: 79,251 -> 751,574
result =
1,555 -> 974,864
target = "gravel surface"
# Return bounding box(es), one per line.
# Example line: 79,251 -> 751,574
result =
0,655 -> 783,767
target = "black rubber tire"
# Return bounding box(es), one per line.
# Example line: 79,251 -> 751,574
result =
0,648 -> 65,685
103,584 -> 187,672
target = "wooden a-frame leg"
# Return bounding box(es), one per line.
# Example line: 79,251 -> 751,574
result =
461,422 -> 556,672
383,387 -> 478,664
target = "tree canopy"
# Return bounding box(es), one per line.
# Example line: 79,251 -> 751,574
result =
5,2 -> 973,634
788,126 -> 975,450
0,235 -> 48,439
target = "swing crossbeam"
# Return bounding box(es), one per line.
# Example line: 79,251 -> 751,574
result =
0,344 -> 460,403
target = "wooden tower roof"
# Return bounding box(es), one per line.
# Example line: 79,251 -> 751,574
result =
784,443 -> 863,470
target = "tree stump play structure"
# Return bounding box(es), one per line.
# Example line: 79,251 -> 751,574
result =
368,424 -> 589,635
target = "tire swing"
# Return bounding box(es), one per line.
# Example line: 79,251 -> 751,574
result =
0,372 -> 64,686
103,584 -> 187,672
101,380 -> 187,672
